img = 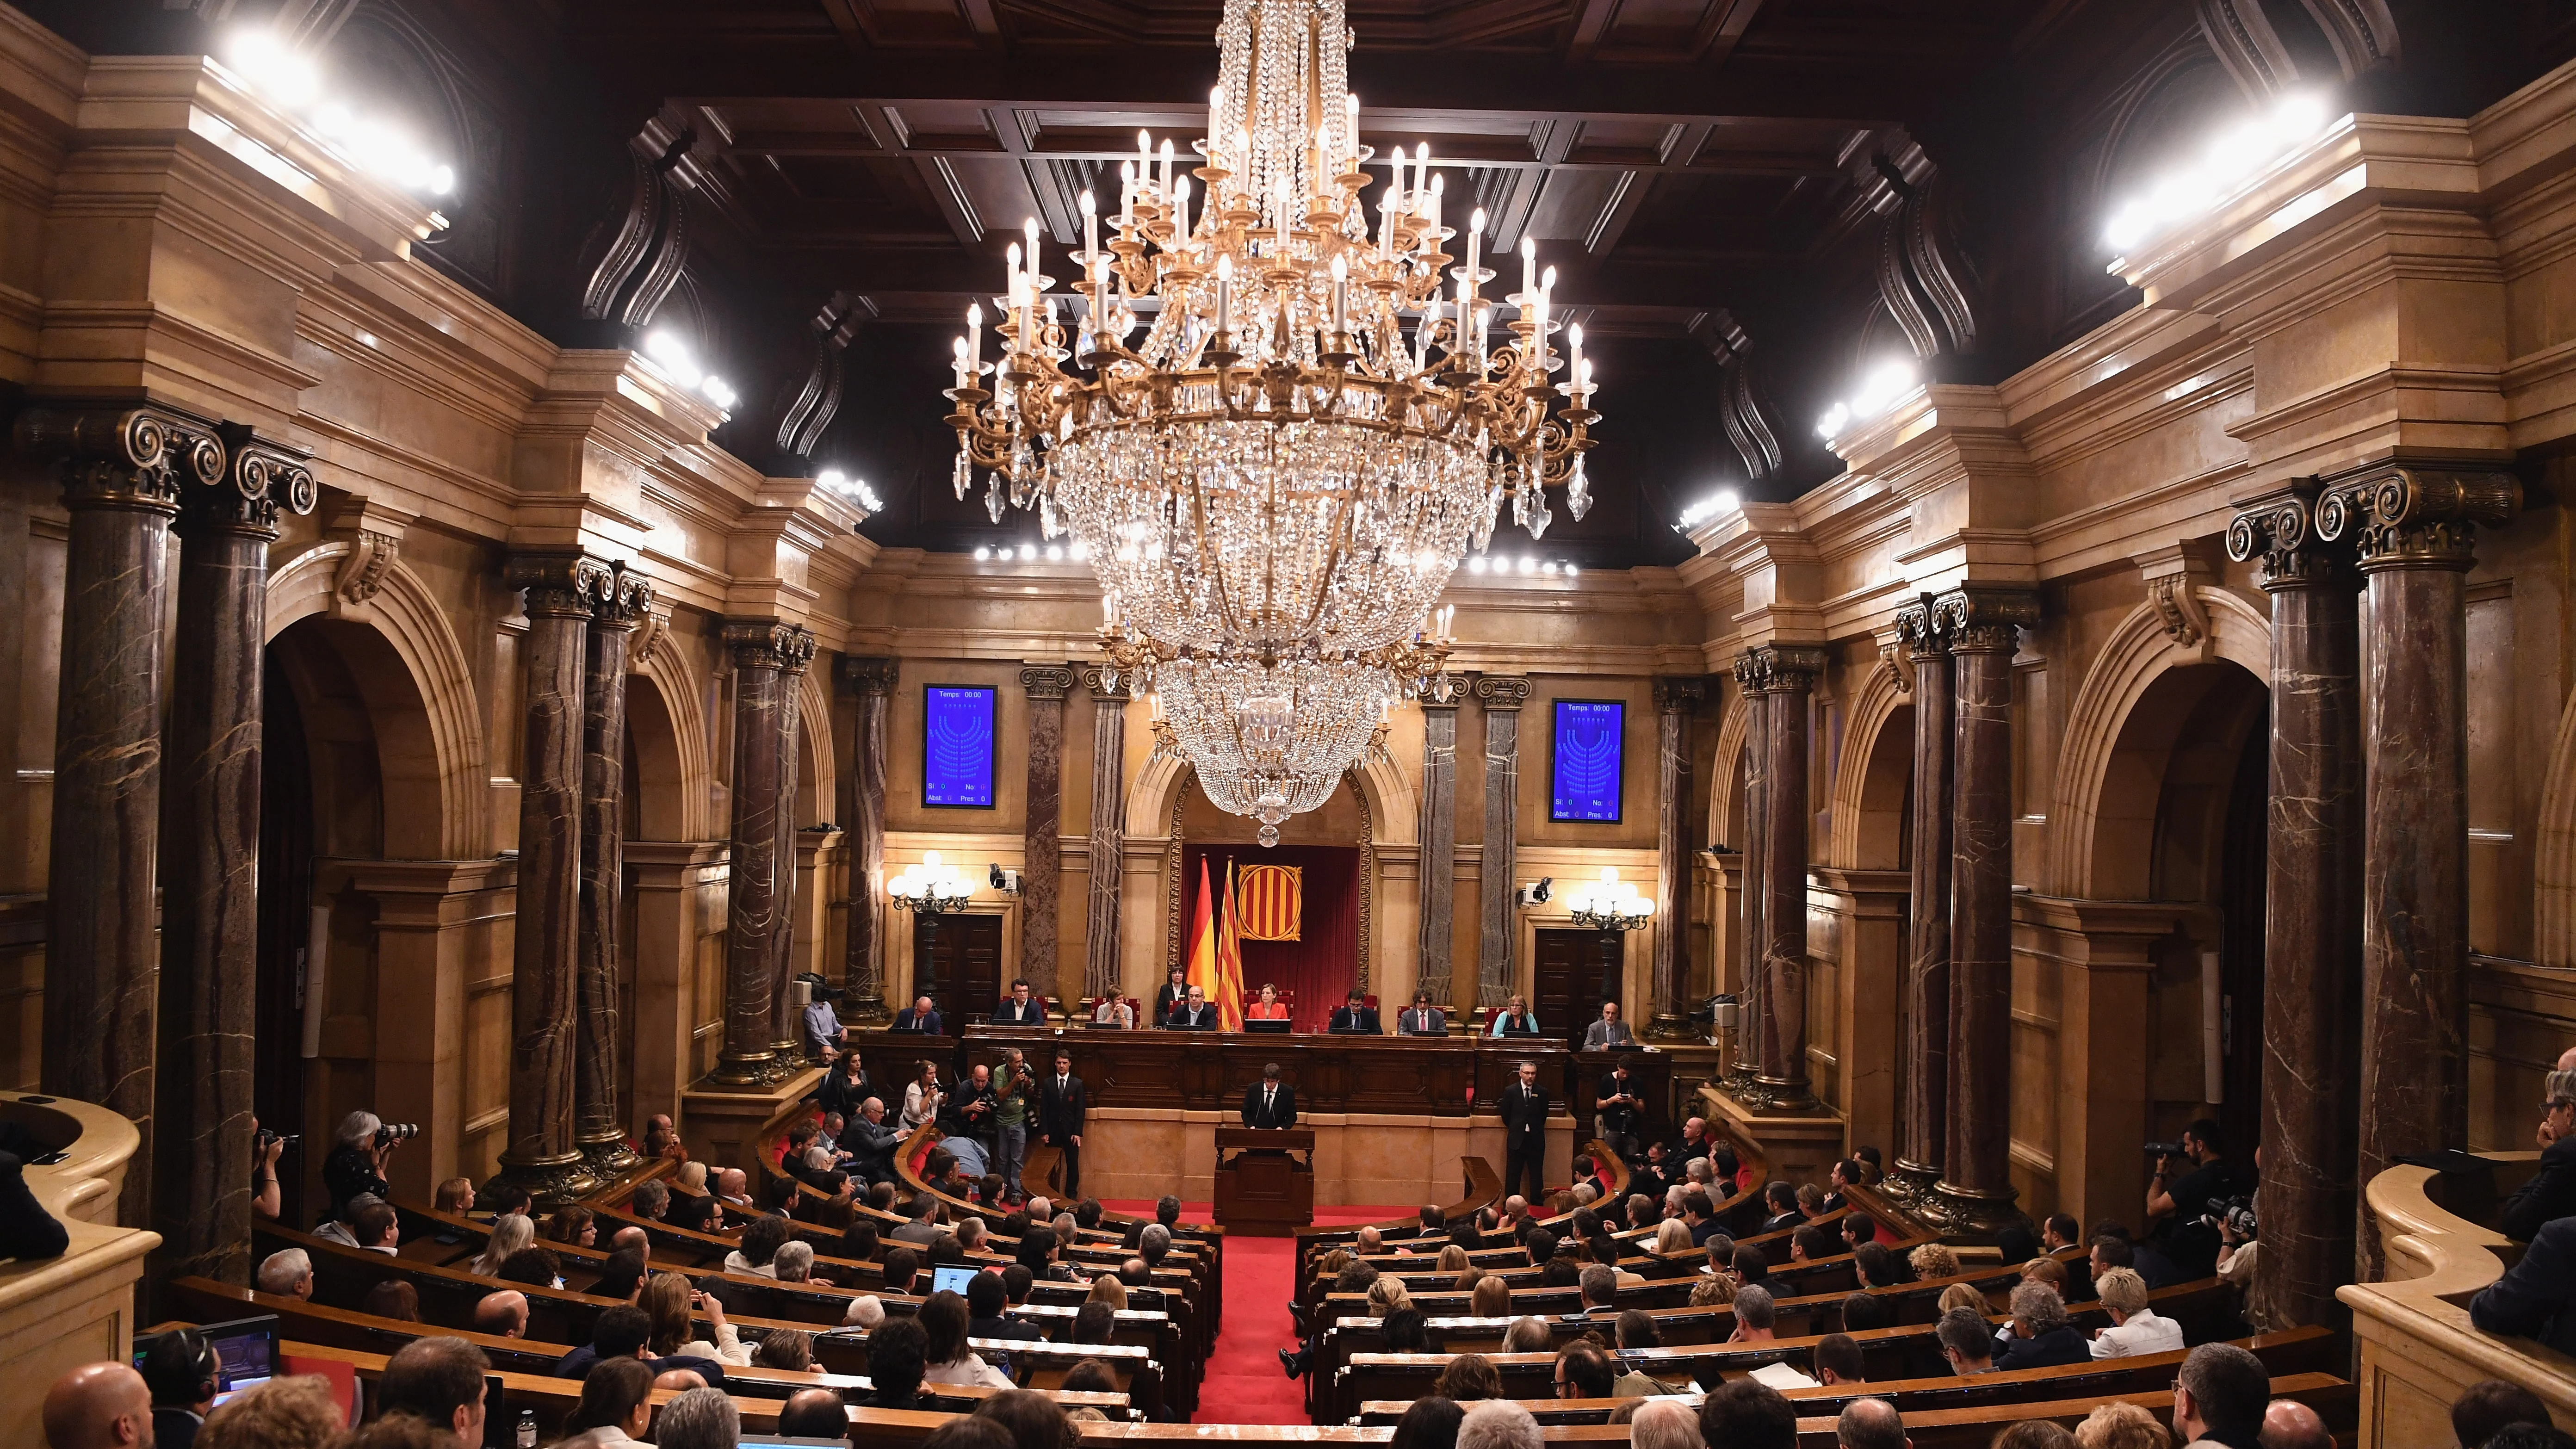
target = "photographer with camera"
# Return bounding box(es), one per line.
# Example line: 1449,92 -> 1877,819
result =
322,1110 -> 416,1220
2143,1119 -> 2246,1282
250,1116 -> 290,1222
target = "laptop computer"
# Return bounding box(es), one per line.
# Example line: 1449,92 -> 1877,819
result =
135,1315 -> 279,1407
930,1263 -> 982,1296
1245,1019 -> 1292,1033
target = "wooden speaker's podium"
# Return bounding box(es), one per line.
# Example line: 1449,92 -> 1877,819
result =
1214,1126 -> 1314,1236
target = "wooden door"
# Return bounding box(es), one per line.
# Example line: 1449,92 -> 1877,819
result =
915,913 -> 1003,1024
1534,928 -> 1622,1050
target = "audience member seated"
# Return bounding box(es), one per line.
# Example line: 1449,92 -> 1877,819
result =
893,995 -> 946,1034
1912,1241 -> 1961,1281
653,1387 -> 737,1449
2472,1215 -> 2576,1356
256,1248 -> 313,1300
139,1328 -> 218,1449
724,1214 -> 793,1276
2088,1267 -> 2183,1358
969,1268 -> 1045,1341
43,1363 -> 157,1449
474,1289 -> 529,1339
2171,1343 -> 2268,1449
1995,1281 -> 2090,1370
1758,1182 -> 1800,1233
377,1337 -> 494,1443
556,1358 -> 655,1449
644,1272 -> 749,1368
362,1280 -> 421,1322
1813,1332 -> 1866,1387
2072,1401 -> 2169,1449
1433,1354 -> 1504,1402
1698,1381 -> 1797,1449
1728,1285 -> 1777,1343
433,1177 -> 475,1214
2454,1380 -> 2557,1449
864,1318 -> 934,1411
196,1375 -> 339,1449
2505,1070 -> 2576,1241
1834,1398 -> 1906,1449
775,1388 -> 848,1439
1392,1398 -> 1466,1449
1937,1307 -> 1995,1375
753,1329 -> 821,1375
496,1246 -> 563,1287
467,1212 -> 536,1276
2259,1399 -> 2332,1449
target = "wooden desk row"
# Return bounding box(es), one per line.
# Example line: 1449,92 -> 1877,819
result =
840,1026 -> 1673,1130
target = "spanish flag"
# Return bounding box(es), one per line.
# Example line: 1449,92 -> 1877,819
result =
1215,859 -> 1247,1031
1185,856 -> 1221,1015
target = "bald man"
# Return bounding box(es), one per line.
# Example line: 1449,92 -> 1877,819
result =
775,1388 -> 848,1439
608,1225 -> 650,1256
473,1290 -> 529,1339
44,1363 -> 155,1449
714,1168 -> 752,1208
2259,1399 -> 2333,1449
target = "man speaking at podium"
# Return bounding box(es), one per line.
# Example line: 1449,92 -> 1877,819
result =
1241,1062 -> 1298,1129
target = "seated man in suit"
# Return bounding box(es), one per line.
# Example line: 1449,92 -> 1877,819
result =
842,1097 -> 903,1185
892,994 -> 945,1034
1164,984 -> 1219,1029
1396,989 -> 1448,1037
1584,999 -> 1636,1049
992,978 -> 1049,1026
1241,1062 -> 1298,1128
799,991 -> 848,1061
1327,989 -> 1381,1034
1489,994 -> 1542,1037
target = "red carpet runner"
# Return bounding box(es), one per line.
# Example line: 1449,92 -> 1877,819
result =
1105,1200 -> 1410,1425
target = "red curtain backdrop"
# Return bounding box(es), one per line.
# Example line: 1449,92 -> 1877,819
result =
1183,842 -> 1358,1032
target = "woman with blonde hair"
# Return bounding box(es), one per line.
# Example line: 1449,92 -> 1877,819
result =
1938,1282 -> 1988,1315
1436,1243 -> 1470,1273
1653,1217 -> 1693,1255
676,1159 -> 709,1192
468,1213 -> 534,1278
1086,1273 -> 1129,1311
1469,1274 -> 1512,1318
1367,1275 -> 1412,1317
2074,1401 -> 2173,1449
1688,1274 -> 1734,1308
1909,1242 -> 1961,1281
641,1270 -> 752,1365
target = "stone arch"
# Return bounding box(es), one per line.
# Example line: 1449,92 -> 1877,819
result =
1708,692 -> 1751,851
266,541 -> 487,859
1829,664 -> 1913,871
794,664 -> 837,830
625,647 -> 707,842
2048,586 -> 2269,898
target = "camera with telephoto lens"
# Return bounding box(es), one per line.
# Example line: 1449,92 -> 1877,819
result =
258,1128 -> 300,1151
2202,1196 -> 2257,1238
2143,1140 -> 2188,1159
375,1121 -> 421,1146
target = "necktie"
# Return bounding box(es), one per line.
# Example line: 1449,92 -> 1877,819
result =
1058,1077 -> 1067,1092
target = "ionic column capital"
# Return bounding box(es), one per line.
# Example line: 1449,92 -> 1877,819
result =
1473,674 -> 1532,711
509,551 -> 618,619
1729,649 -> 1822,697
2226,484 -> 2355,591
1932,587 -> 2039,654
589,563 -> 656,631
1020,663 -> 1077,700
723,619 -> 817,673
14,402 -> 225,516
2314,466 -> 2521,572
1080,662 -> 1131,701
841,655 -> 900,696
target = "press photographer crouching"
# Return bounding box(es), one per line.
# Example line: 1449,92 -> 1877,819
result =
2212,1190 -> 2259,1291
2142,1118 -> 2250,1284
322,1110 -> 418,1221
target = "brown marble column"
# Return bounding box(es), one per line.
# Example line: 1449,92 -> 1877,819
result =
1418,686 -> 1463,1004
2226,487 -> 2364,1328
712,622 -> 812,1085
1732,682 -> 1771,1081
1081,664 -> 1130,1000
1736,651 -> 1819,1103
1474,676 -> 1531,1015
495,552 -> 611,1203
841,657 -> 898,1022
18,407 -> 217,1224
1893,597 -> 1954,1201
574,566 -> 651,1170
1934,586 -> 2037,1230
152,430 -> 313,1280
767,642 -> 815,1074
2316,468 -> 2520,1278
1651,675 -> 1708,1037
1020,665 -> 1076,996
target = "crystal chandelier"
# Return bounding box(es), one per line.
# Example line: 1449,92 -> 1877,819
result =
942,0 -> 1601,665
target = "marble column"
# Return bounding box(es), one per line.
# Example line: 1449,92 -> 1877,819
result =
1934,586 -> 2039,1229
767,642 -> 815,1074
1651,675 -> 1708,1037
574,566 -> 651,1170
19,407 -> 217,1224
2226,488 -> 2365,1328
1474,676 -> 1531,1016
841,657 -> 898,1022
1734,685 -> 1771,1079
1081,664 -> 1130,1000
495,552 -> 612,1203
1417,684 -> 1463,1005
1020,665 -> 1076,993
711,621 -> 812,1086
153,430 -> 313,1282
1734,651 -> 1819,1103
1893,596 -> 1955,1200
2316,468 -> 2520,1278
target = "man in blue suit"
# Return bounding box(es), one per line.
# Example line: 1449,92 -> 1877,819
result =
892,994 -> 945,1034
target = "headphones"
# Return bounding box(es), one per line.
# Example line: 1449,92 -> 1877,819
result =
140,1328 -> 219,1407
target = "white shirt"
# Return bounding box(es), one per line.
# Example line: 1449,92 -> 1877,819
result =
2088,1310 -> 2185,1359
925,1353 -> 1014,1389
723,1250 -> 780,1279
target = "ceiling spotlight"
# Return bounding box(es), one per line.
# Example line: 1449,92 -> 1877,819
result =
974,546 -> 991,561
1019,543 -> 1037,561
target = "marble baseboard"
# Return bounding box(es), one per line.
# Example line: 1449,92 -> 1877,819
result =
1078,1108 -> 1578,1208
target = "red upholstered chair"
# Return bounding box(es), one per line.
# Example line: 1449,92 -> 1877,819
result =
1364,994 -> 1379,1011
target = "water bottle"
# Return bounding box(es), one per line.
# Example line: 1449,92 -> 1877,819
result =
515,1410 -> 536,1449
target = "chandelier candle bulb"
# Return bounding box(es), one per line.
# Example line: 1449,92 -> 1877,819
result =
1520,236 -> 1535,300
1331,252 -> 1348,338
1466,207 -> 1485,299
1160,139 -> 1175,204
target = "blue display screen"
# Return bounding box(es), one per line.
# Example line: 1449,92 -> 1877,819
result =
1551,699 -> 1624,823
923,686 -> 996,808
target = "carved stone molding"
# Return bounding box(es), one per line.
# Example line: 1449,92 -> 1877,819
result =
2299,0 -> 2398,79
14,403 -> 224,515
1021,663 -> 1077,700
1932,587 -> 2040,655
2198,0 -> 2302,99
2316,467 -> 2522,571
1728,650 -> 1821,698
841,655 -> 900,696
1894,594 -> 1952,656
2134,541 -> 2216,648
2226,484 -> 2356,591
723,619 -> 817,673
1473,674 -> 1531,711
579,117 -> 700,330
592,563 -> 656,630
1080,662 -> 1131,700
628,607 -> 670,672
195,424 -> 318,538
508,552 -> 616,619
1875,630 -> 1912,695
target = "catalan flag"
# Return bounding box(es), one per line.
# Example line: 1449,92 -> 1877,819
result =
1235,862 -> 1303,941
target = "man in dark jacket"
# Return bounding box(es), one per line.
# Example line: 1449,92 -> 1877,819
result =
1327,990 -> 1381,1035
2504,1071 -> 2576,1242
1500,1059 -> 1550,1201
967,1267 -> 1045,1341
2472,1214 -> 2576,1357
1993,1283 -> 2092,1371
1040,1048 -> 1090,1196
892,995 -> 945,1034
842,1097 -> 903,1186
138,1329 -> 218,1449
992,979 -> 1049,1026
1242,1063 -> 1298,1128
